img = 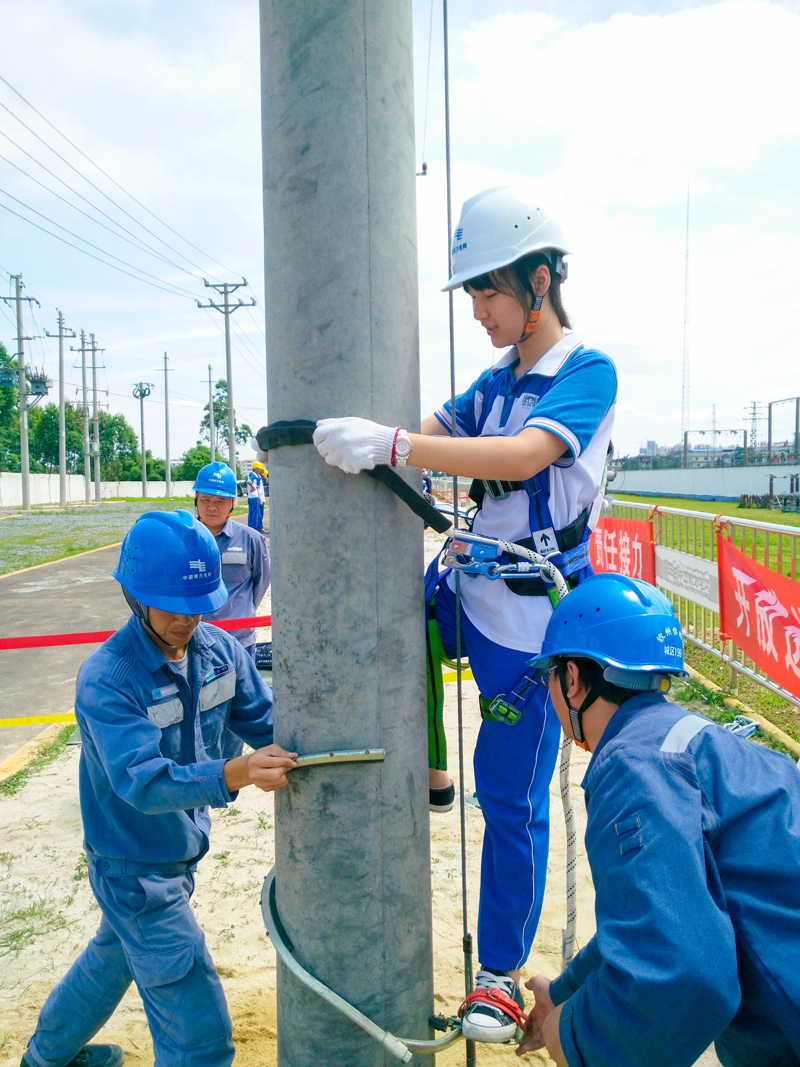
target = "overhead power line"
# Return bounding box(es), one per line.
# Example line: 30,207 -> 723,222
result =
0,186 -> 199,297
0,75 -> 238,281
0,201 -> 197,299
0,149 -> 205,277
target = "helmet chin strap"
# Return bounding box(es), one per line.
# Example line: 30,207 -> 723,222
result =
518,294 -> 544,343
555,660 -> 594,752
121,588 -> 183,651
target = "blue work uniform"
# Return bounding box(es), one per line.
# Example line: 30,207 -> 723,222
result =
25,616 -> 274,1067
246,471 -> 263,531
202,517 -> 271,654
550,693 -> 800,1067
430,335 -> 617,972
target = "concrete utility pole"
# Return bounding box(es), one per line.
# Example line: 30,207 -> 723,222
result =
45,312 -> 76,507
196,280 -> 255,474
90,334 -> 104,503
260,3 -> 433,1065
1,275 -> 40,511
133,382 -> 153,498
70,332 -> 91,504
163,353 -> 172,498
206,365 -> 216,463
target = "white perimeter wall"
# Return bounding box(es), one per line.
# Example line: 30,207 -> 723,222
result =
0,472 -> 196,508
608,465 -> 800,500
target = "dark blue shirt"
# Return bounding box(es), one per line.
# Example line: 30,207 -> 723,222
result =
551,693 -> 800,1067
75,616 -> 274,869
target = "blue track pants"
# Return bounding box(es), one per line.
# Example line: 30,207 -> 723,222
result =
434,579 -> 561,972
247,497 -> 261,530
26,865 -> 233,1067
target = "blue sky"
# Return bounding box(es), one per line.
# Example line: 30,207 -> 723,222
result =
1,0 -> 799,460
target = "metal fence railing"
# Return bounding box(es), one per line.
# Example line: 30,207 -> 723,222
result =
606,498 -> 800,710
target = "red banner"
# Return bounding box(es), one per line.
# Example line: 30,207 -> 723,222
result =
717,535 -> 800,700
591,517 -> 656,585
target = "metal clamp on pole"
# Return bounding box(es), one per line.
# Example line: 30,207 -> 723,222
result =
261,869 -> 464,1061
294,748 -> 385,770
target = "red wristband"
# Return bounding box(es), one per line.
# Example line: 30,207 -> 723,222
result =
390,426 -> 401,467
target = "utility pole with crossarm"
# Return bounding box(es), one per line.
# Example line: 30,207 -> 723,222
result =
1,275 -> 41,511
133,382 -> 154,498
196,279 -> 255,473
44,312 -> 76,507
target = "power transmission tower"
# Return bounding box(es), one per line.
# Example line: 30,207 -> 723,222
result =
44,311 -> 75,507
163,353 -> 173,498
205,365 -> 216,463
90,334 -> 105,503
70,332 -> 91,503
133,382 -> 154,498
196,279 -> 255,472
745,402 -> 765,463
681,185 -> 690,446
1,275 -> 41,511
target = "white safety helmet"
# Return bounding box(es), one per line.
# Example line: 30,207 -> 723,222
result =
442,186 -> 570,292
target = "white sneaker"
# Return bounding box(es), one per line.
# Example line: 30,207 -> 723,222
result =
459,968 -> 526,1043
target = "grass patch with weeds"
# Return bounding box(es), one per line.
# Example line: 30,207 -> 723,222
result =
673,676 -> 794,758
0,724 -> 78,797
0,499 -> 251,575
0,891 -> 69,958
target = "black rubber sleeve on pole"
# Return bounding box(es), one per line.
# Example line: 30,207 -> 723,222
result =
255,421 -> 452,534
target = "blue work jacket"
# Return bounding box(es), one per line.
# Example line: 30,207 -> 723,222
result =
202,517 -> 270,647
75,615 -> 274,871
551,693 -> 800,1067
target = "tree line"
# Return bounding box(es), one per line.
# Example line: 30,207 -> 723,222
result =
0,342 -> 252,481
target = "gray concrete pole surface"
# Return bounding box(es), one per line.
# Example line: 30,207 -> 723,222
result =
164,353 -> 172,498
224,285 -> 236,474
767,402 -> 773,464
260,3 -> 433,1064
13,276 -> 31,512
90,334 -> 101,503
80,333 -> 91,505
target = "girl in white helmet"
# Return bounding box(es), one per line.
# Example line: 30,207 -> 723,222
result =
313,186 -> 617,1042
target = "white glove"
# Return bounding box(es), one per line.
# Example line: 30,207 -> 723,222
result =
313,417 -> 398,474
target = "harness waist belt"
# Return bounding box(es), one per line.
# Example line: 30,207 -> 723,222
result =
86,852 -> 196,877
468,479 -> 525,505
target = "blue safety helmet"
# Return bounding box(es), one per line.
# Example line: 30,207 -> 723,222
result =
112,510 -> 228,614
528,573 -> 688,691
192,461 -> 237,498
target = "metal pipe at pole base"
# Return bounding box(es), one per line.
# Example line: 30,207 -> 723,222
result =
260,2 -> 434,1063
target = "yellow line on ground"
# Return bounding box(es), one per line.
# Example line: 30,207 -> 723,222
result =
685,665 -> 800,758
442,669 -> 474,683
0,541 -> 122,580
0,723 -> 66,780
0,711 -> 77,729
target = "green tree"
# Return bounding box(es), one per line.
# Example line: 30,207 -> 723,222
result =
174,443 -> 212,482
199,380 -> 252,451
0,343 -> 20,472
29,400 -> 87,473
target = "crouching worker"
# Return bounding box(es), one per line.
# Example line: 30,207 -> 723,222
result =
21,510 -> 297,1067
193,461 -> 270,661
519,573 -> 800,1067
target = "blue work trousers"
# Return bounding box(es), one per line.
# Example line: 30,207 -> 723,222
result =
247,497 -> 262,531
26,864 -> 233,1067
435,579 -> 561,973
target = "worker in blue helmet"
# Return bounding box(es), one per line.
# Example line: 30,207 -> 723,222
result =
192,461 -> 271,660
21,510 -> 297,1067
516,573 -> 800,1067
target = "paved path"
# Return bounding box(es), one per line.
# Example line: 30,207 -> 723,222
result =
0,514 -> 270,762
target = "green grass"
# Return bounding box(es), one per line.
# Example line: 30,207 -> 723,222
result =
611,493 -> 800,528
0,724 -> 78,796
0,893 -> 70,957
673,674 -> 794,757
0,499 -> 251,575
